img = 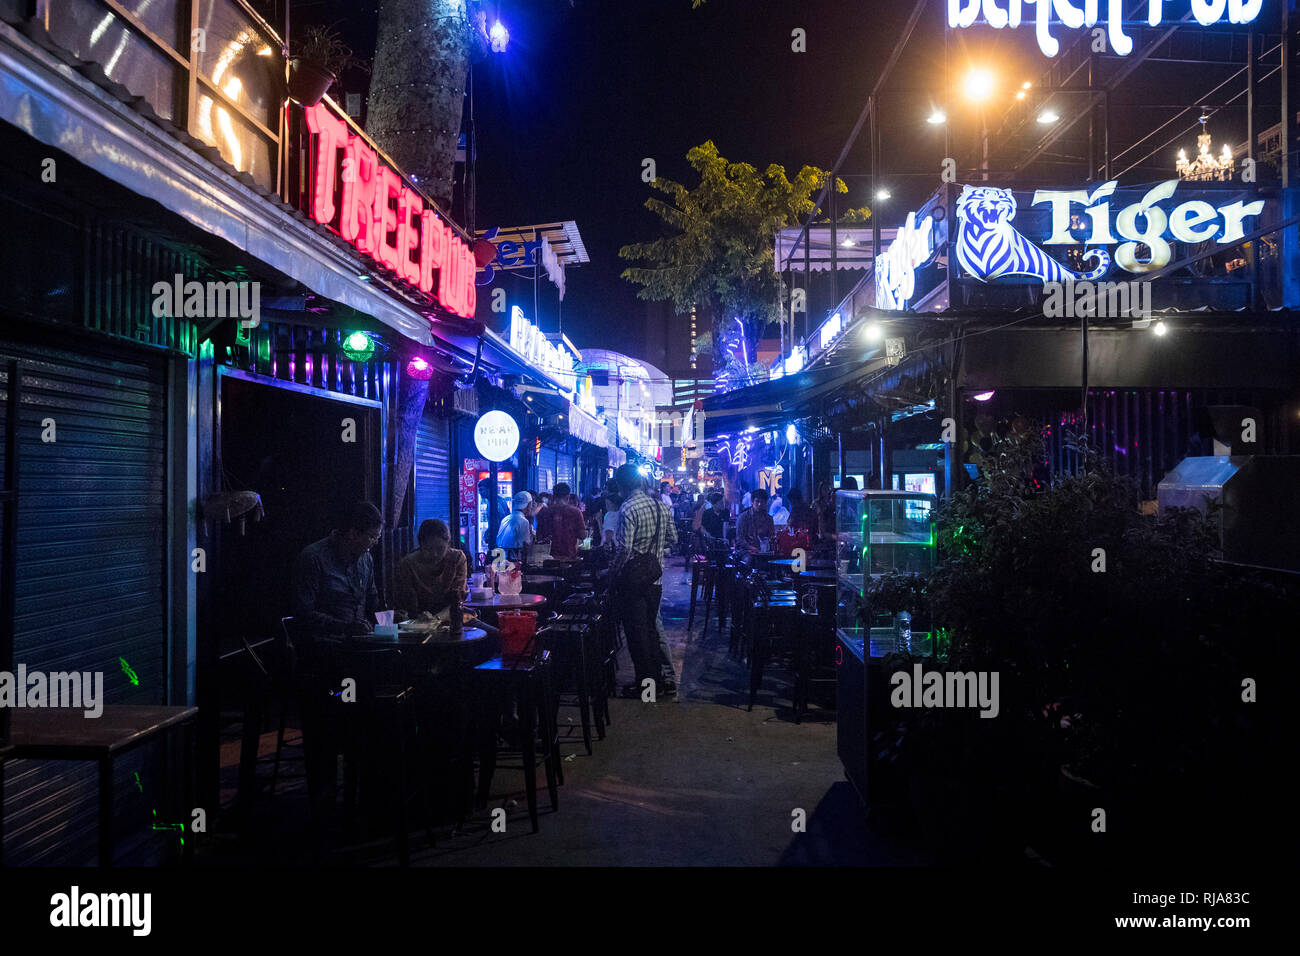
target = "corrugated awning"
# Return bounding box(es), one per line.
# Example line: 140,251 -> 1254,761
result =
702,358 -> 891,437
775,227 -> 896,272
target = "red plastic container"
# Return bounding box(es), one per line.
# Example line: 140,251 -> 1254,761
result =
498,610 -> 539,657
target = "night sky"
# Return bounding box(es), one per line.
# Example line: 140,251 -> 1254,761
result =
280,0 -> 1273,362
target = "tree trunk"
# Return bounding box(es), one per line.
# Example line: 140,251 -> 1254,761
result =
367,0 -> 472,211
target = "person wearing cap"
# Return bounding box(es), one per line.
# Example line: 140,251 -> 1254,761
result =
496,490 -> 534,559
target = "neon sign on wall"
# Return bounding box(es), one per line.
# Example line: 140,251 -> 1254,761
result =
954,181 -> 1265,282
947,0 -> 1264,58
876,211 -> 937,309
509,306 -> 578,394
303,103 -> 477,318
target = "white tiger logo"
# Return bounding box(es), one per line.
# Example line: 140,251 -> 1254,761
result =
956,185 -> 1109,283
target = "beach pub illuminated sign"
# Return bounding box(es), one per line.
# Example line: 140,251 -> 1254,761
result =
947,0 -> 1264,57
954,181 -> 1266,284
302,102 -> 477,318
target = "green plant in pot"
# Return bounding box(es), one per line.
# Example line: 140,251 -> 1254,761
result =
289,24 -> 369,106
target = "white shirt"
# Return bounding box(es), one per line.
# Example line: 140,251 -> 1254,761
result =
497,512 -> 532,548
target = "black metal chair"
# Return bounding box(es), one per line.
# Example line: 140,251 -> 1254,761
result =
473,649 -> 561,833
793,581 -> 839,721
331,646 -> 417,866
537,614 -> 603,753
746,578 -> 800,712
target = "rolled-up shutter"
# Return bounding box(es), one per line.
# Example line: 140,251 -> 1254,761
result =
1,338 -> 167,865
414,413 -> 451,528
557,452 -> 574,489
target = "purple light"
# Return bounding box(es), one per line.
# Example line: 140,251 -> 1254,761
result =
972,390 -> 995,402
406,355 -> 434,381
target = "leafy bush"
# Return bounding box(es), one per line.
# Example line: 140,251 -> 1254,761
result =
894,425 -> 1287,864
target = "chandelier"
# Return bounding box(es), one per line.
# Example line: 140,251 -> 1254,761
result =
1176,114 -> 1234,182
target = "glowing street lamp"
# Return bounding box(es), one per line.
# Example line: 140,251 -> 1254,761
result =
926,108 -> 947,125
962,67 -> 995,102
876,188 -> 891,201
489,21 -> 509,53
863,322 -> 884,343
1037,109 -> 1060,124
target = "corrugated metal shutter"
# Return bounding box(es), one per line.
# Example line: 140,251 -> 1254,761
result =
557,452 -> 574,489
538,446 -> 557,492
414,413 -> 451,528
0,339 -> 167,865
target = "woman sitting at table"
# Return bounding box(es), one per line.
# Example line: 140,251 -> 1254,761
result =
395,519 -> 475,624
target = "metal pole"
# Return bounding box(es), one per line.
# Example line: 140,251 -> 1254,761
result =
803,215 -> 811,339
870,96 -> 881,271
467,64 -> 476,233
830,179 -> 839,310
1081,311 -> 1089,436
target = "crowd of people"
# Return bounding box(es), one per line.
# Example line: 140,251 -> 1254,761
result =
288,474 -> 855,711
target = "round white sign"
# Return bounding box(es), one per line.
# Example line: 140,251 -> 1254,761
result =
474,410 -> 520,462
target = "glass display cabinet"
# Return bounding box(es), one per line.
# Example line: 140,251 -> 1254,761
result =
835,489 -> 936,656
835,489 -> 937,809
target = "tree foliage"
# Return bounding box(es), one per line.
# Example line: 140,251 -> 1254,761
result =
618,141 -> 867,377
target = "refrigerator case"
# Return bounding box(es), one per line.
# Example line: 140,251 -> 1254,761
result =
835,489 -> 937,809
835,489 -> 937,655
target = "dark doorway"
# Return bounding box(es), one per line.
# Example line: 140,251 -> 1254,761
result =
214,374 -> 380,651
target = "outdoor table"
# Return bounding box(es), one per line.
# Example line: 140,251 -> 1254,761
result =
0,705 -> 197,866
364,624 -> 493,672
464,592 -> 547,611
523,574 -> 563,586
464,593 -> 548,627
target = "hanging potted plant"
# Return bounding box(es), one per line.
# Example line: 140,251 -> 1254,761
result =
289,24 -> 368,107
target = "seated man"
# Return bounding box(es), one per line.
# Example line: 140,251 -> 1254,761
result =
535,481 -> 586,559
289,500 -> 382,834
735,488 -> 775,553
292,501 -> 383,638
694,492 -> 728,549
395,518 -> 468,618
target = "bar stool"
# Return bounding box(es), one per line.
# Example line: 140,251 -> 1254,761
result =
332,647 -> 416,866
727,560 -> 753,659
793,581 -> 839,722
473,650 -> 561,834
686,555 -> 708,630
698,549 -> 730,636
747,581 -> 800,712
537,614 -> 604,752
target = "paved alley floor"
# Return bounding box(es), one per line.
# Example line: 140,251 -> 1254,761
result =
396,559 -> 932,867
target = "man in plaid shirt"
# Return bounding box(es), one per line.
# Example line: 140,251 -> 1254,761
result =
612,463 -> 677,698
